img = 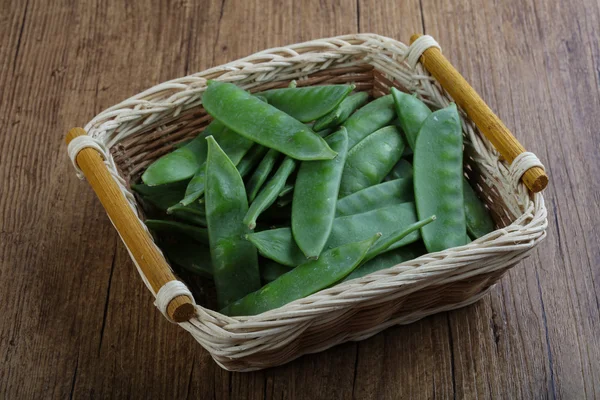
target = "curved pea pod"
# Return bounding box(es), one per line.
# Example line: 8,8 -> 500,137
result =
391,88 -> 432,150
260,261 -> 293,284
414,104 -> 467,252
276,195 -> 293,208
463,179 -> 495,239
221,234 -> 380,316
202,81 -> 337,160
204,136 -> 261,308
160,237 -> 213,278
145,219 -> 209,244
131,180 -> 188,211
343,242 -> 427,281
141,121 -> 226,186
292,128 -> 349,259
181,126 -> 254,205
237,145 -> 269,178
246,148 -> 281,202
259,84 -> 354,122
167,203 -> 207,226
243,157 -> 297,230
343,94 -> 396,149
335,177 -> 414,217
339,125 -> 406,198
278,184 -> 294,198
313,91 -> 369,131
247,203 -> 420,267
384,158 -> 413,181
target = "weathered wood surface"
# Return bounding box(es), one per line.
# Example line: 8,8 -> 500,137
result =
0,0 -> 598,398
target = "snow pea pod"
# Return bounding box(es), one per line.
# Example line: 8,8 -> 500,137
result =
167,203 -> 207,226
259,84 -> 354,122
313,91 -> 369,131
243,157 -> 297,229
343,94 -> 396,149
245,148 -> 281,202
384,159 -> 413,181
260,261 -> 293,284
202,81 -> 336,160
343,242 -> 427,281
141,121 -> 225,186
204,136 -> 261,308
145,219 -> 208,244
131,180 -> 188,211
181,126 -> 254,205
335,177 -> 413,217
237,145 -> 269,178
391,88 -> 432,150
414,104 -> 467,252
278,184 -> 294,198
276,195 -> 293,208
292,128 -> 348,258
463,180 -> 495,239
247,202 -> 420,267
221,235 -> 380,316
339,125 -> 405,198
159,237 -> 213,278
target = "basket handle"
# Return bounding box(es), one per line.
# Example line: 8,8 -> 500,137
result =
410,34 -> 548,193
66,128 -> 196,322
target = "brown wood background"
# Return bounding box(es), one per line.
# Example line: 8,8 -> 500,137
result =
1,0 -> 599,398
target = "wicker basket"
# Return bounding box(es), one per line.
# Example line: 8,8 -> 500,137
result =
67,34 -> 548,371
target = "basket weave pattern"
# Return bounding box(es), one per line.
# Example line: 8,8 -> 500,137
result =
80,34 -> 547,371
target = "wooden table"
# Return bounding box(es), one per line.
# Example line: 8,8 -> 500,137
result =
2,0 -> 599,398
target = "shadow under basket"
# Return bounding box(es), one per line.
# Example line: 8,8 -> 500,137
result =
68,34 -> 547,371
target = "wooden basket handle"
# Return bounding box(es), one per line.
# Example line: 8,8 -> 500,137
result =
66,128 -> 196,322
410,34 -> 548,193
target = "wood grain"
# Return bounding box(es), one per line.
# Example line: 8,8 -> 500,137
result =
0,0 -> 598,398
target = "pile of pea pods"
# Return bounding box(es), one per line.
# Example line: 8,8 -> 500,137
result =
133,80 -> 495,316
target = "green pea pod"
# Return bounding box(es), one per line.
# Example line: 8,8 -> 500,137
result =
343,242 -> 427,282
335,177 -> 414,217
181,126 -> 255,205
339,126 -> 406,198
245,148 -> 281,202
243,157 -> 297,229
131,180 -> 188,211
247,203 -> 420,267
278,184 -> 294,198
205,136 -> 261,308
384,159 -> 413,181
259,85 -> 354,122
222,234 -> 380,316
343,94 -> 396,149
292,128 -> 349,258
391,88 -> 432,150
237,145 -> 270,178
202,81 -> 337,160
141,121 -> 226,186
313,91 -> 369,131
463,180 -> 495,239
277,195 -> 293,208
414,104 -> 467,252
167,203 -> 207,226
145,219 -> 209,244
160,237 -> 213,278
260,261 -> 293,283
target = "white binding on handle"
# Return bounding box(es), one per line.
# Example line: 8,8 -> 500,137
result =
405,35 -> 441,69
155,281 -> 196,323
508,152 -> 545,189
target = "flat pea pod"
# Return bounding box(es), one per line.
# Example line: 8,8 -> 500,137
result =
414,104 -> 467,252
145,219 -> 208,244
181,126 -> 254,205
292,128 -> 349,258
335,177 -> 414,217
260,261 -> 293,283
202,81 -> 336,160
278,184 -> 294,198
343,94 -> 396,149
243,157 -> 297,229
343,242 -> 427,281
384,158 -> 413,181
237,145 -> 269,178
391,88 -> 432,150
204,136 -> 261,308
141,121 -> 225,186
247,203 -> 420,267
159,237 -> 213,278
221,235 -> 380,316
339,125 -> 405,198
313,91 -> 369,131
259,85 -> 354,122
168,203 -> 207,226
131,180 -> 188,211
245,148 -> 281,202
276,195 -> 293,208
463,180 -> 495,239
